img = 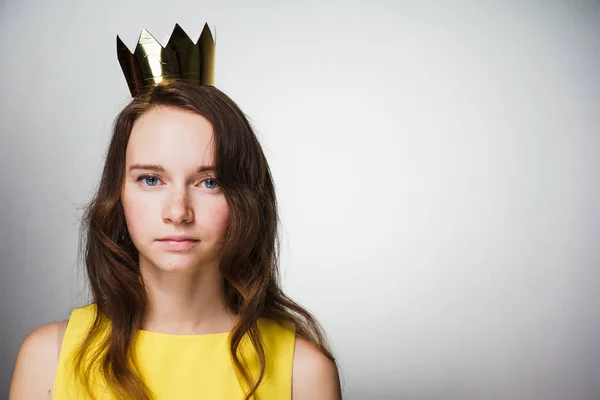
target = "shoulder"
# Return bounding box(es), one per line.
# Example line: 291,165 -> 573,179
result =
292,336 -> 341,400
8,319 -> 69,399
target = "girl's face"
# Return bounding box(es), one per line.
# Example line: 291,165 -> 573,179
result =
120,106 -> 230,273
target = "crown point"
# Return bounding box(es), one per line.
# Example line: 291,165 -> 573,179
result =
137,27 -> 162,49
116,35 -> 128,51
171,23 -> 186,34
166,23 -> 193,47
171,23 -> 183,34
200,23 -> 215,44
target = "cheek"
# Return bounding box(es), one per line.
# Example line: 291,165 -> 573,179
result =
209,201 -> 230,236
122,196 -> 150,239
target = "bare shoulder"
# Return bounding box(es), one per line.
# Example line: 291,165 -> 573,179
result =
8,319 -> 69,400
292,336 -> 342,400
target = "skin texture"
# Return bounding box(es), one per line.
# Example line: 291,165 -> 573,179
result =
8,320 -> 67,399
8,106 -> 341,399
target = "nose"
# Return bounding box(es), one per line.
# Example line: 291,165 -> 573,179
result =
162,188 -> 194,225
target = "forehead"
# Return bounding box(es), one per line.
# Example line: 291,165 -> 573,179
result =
126,106 -> 215,165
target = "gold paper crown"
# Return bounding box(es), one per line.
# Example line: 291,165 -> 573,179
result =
116,23 -> 215,97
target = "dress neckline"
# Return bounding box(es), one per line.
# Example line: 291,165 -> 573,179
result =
79,303 -> 236,339
136,327 -> 232,339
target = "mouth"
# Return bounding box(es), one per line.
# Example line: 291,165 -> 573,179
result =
157,239 -> 199,251
158,236 -> 199,241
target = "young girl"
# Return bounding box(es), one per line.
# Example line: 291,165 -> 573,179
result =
9,77 -> 341,398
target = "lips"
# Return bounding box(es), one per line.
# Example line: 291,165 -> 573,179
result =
158,236 -> 199,242
157,238 -> 199,251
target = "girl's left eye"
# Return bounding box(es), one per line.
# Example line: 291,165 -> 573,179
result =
202,178 -> 220,190
136,174 -> 220,190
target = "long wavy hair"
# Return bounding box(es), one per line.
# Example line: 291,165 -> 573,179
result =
71,79 -> 336,399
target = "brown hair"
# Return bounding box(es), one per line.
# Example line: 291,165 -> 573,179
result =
72,79 -> 336,399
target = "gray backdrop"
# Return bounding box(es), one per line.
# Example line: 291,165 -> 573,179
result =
1,1 -> 599,399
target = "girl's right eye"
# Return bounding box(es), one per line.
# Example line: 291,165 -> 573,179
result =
136,174 -> 161,187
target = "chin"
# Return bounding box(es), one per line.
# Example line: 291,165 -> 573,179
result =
144,251 -> 220,273
162,254 -> 202,268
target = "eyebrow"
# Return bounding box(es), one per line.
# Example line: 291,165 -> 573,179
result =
128,164 -> 216,174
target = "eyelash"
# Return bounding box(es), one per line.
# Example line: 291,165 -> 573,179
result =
135,174 -> 221,190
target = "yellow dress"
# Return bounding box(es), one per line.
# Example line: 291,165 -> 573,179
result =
53,304 -> 296,399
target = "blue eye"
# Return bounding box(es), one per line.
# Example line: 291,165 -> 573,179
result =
137,174 -> 161,187
203,178 -> 220,189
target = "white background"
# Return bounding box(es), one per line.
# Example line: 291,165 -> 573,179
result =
1,1 -> 599,399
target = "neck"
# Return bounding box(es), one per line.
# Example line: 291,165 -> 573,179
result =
137,257 -> 236,335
